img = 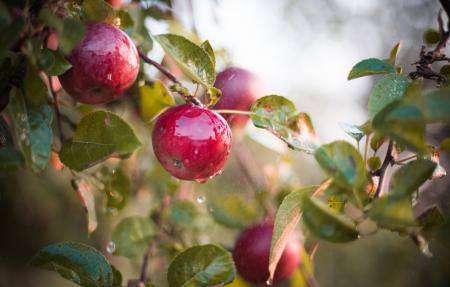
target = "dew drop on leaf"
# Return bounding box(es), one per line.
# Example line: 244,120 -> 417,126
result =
196,195 -> 205,204
106,241 -> 116,254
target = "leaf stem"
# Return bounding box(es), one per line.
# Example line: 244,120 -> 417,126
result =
373,140 -> 394,198
364,134 -> 370,166
213,109 -> 256,116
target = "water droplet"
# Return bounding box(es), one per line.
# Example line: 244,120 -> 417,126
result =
266,278 -> 273,286
111,169 -> 116,174
194,149 -> 199,155
106,241 -> 116,254
195,178 -> 208,184
172,159 -> 183,169
20,133 -> 27,141
196,195 -> 205,204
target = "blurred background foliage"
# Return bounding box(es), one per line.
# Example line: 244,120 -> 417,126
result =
1,0 -> 450,286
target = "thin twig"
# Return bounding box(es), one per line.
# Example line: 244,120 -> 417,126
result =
48,75 -> 64,144
409,0 -> 450,82
138,49 -> 203,106
138,49 -> 181,85
139,239 -> 156,286
213,109 -> 256,116
373,140 -> 394,198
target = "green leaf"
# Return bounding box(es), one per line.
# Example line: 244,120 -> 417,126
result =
387,42 -> 401,66
41,49 -> 72,76
8,89 -> 53,172
368,196 -> 416,227
418,205 -> 446,231
23,61 -> 48,106
368,74 -> 410,119
348,58 -> 396,80
314,141 -> 366,190
421,88 -> 450,123
167,244 -> 236,287
207,86 -> 222,106
367,156 -> 381,171
269,186 -> 317,281
99,167 -> 130,212
200,40 -> 215,68
423,29 -> 441,45
60,18 -> 86,54
302,195 -> 358,243
207,193 -> 259,229
111,216 -> 154,258
168,200 -> 198,227
389,159 -> 436,197
155,33 -> 215,86
60,111 -> 141,171
111,265 -> 122,287
0,115 -> 24,170
82,0 -> 115,23
30,242 -> 113,287
372,80 -> 426,152
440,137 -> 450,151
140,80 -> 175,121
250,95 -> 319,153
0,16 -> 25,61
116,9 -> 134,29
39,10 -> 85,54
339,122 -> 365,142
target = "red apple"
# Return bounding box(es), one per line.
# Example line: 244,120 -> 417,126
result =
107,0 -> 122,8
152,104 -> 232,182
233,222 -> 301,285
59,22 -> 139,105
213,67 -> 264,128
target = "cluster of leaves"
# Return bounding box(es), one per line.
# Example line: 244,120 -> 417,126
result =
1,0 -> 450,286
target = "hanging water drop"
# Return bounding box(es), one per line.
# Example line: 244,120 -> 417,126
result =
106,241 -> 116,254
266,278 -> 273,286
196,195 -> 205,204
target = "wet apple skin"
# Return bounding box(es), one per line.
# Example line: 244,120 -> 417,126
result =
152,104 -> 232,181
60,22 -> 139,105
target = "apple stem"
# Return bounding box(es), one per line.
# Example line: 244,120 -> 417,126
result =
213,109 -> 255,116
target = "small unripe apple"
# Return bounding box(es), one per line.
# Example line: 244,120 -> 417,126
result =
233,222 -> 301,285
59,22 -> 139,105
213,67 -> 263,128
152,104 -> 232,182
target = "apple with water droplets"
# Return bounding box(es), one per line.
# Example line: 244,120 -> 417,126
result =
59,22 -> 139,105
152,104 -> 232,182
233,222 -> 301,285
107,0 -> 122,8
213,67 -> 264,128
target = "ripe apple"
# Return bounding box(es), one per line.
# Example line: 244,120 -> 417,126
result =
59,22 -> 139,105
233,222 -> 301,285
152,104 -> 232,182
213,67 -> 264,128
107,0 -> 122,8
